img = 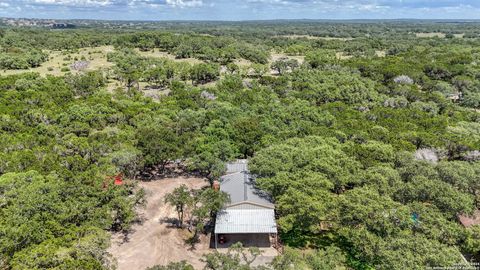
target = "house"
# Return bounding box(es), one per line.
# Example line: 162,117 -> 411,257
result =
214,160 -> 278,249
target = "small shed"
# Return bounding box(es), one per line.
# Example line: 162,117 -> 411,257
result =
214,160 -> 277,249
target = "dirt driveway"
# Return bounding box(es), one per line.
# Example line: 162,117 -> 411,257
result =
108,176 -> 210,270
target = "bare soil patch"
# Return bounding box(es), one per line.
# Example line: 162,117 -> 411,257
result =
108,176 -> 210,270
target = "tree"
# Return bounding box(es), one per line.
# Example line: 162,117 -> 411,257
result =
305,50 -> 336,68
187,188 -> 230,240
290,69 -> 378,105
66,71 -> 106,97
270,247 -> 307,270
232,116 -> 265,157
306,246 -> 348,270
164,185 -> 192,227
395,176 -> 474,218
202,242 -> 263,270
271,246 -> 348,270
145,65 -> 169,87
9,227 -> 115,270
349,140 -> 395,168
237,44 -> 269,64
164,185 -> 229,242
186,137 -> 236,185
437,161 -> 479,195
226,63 -> 240,74
110,49 -> 146,90
190,63 -> 219,85
464,226 -> 480,255
187,151 -> 226,185
137,123 -> 180,171
270,57 -> 299,75
250,136 -> 361,192
248,64 -> 268,78
462,91 -> 480,109
443,122 -> 480,160
0,171 -> 66,258
109,147 -> 144,179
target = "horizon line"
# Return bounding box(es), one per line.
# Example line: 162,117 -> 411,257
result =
2,16 -> 480,23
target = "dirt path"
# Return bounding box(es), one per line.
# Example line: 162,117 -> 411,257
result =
108,177 -> 210,270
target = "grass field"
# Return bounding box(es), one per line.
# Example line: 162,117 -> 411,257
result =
270,53 -> 305,64
1,46 -> 114,77
416,32 -> 464,38
135,48 -> 204,64
336,52 -> 353,60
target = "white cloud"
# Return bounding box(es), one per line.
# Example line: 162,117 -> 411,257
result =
166,0 -> 203,8
31,0 -> 114,6
2,0 -> 203,9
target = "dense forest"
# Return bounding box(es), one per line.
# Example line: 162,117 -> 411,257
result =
1,20 -> 480,269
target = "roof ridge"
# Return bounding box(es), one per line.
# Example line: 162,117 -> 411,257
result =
226,201 -> 275,209
244,172 -> 248,201
222,171 -> 244,177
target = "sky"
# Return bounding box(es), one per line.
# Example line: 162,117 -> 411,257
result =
1,0 -> 480,21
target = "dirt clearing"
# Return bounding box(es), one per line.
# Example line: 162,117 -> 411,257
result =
109,177 -> 210,270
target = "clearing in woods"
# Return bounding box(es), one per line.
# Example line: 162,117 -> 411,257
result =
109,177 -> 210,270
270,53 -> 305,64
278,35 -> 353,41
415,32 -> 465,38
135,48 -> 204,64
1,46 -> 114,76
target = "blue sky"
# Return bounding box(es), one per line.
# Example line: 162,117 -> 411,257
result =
1,0 -> 480,21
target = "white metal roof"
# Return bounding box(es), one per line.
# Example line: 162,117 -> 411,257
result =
220,171 -> 274,209
215,209 -> 277,234
226,159 -> 248,174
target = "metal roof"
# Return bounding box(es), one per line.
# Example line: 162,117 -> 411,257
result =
215,160 -> 277,234
220,172 -> 274,209
215,209 -> 278,234
226,159 -> 248,174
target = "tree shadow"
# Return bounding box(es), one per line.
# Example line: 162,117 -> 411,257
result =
113,228 -> 136,244
120,230 -> 132,243
159,217 -> 182,229
184,223 -> 214,251
185,235 -> 201,251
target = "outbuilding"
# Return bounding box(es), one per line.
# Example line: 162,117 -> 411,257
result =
214,160 -> 277,249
